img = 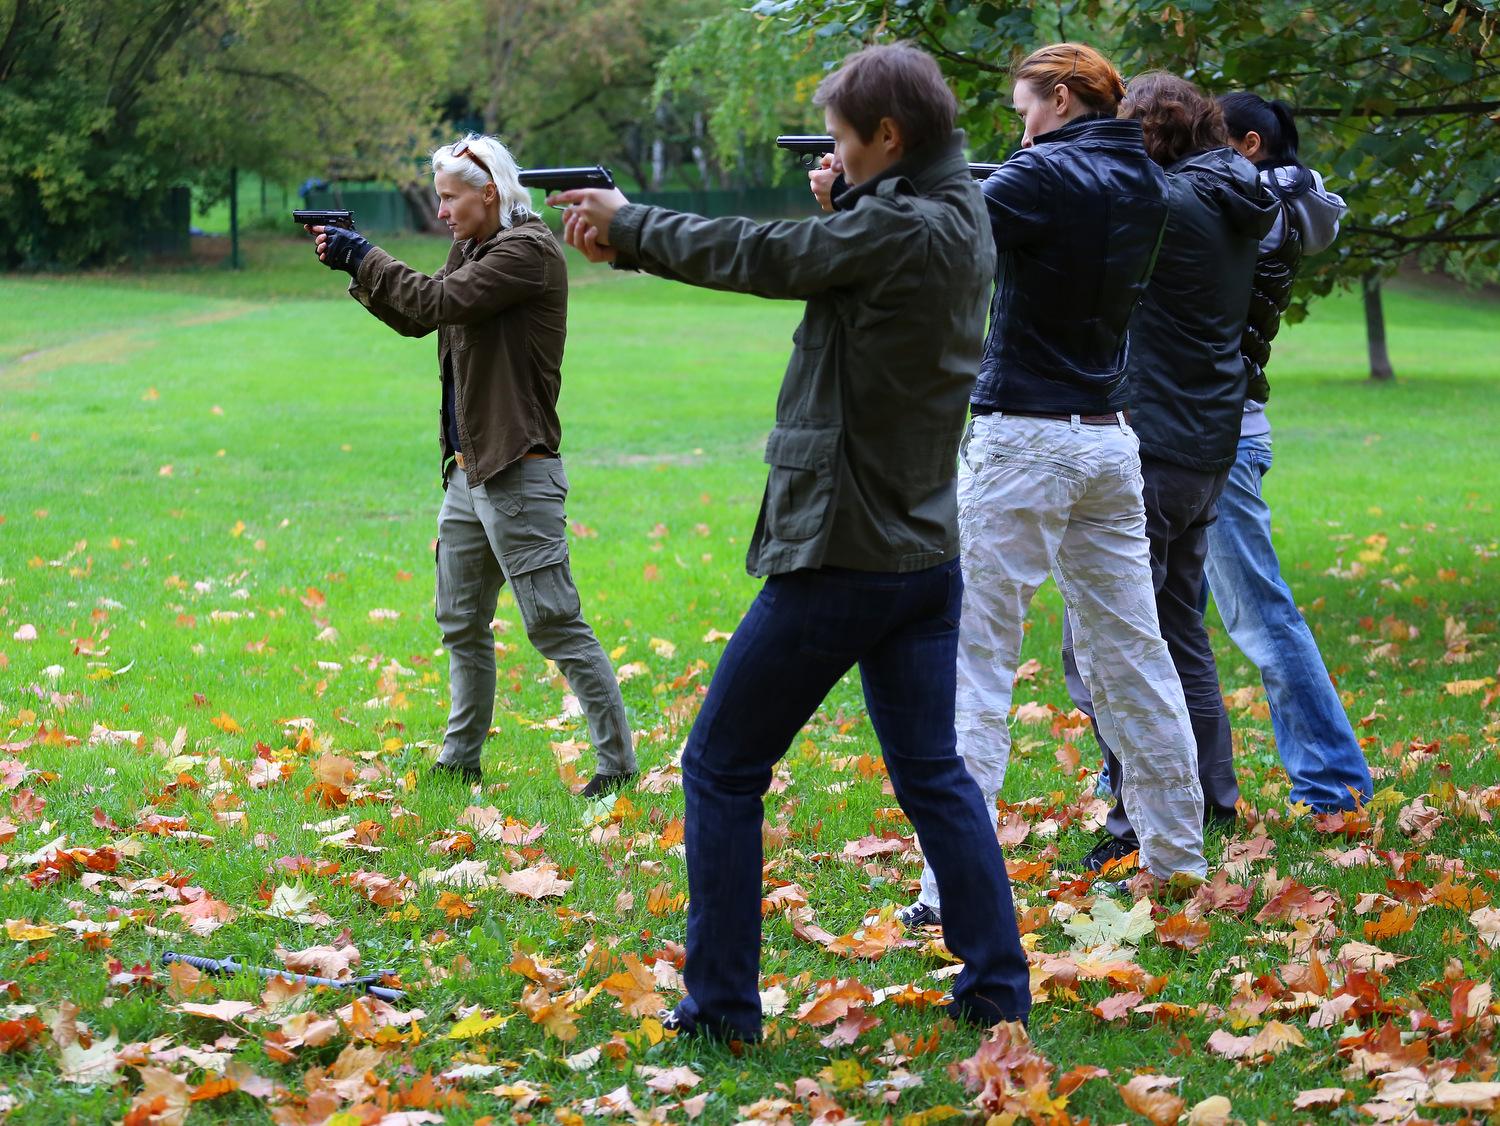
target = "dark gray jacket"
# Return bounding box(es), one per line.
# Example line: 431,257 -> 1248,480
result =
609,135 -> 994,577
1127,147 -> 1278,472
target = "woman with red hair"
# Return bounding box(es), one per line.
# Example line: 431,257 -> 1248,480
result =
901,43 -> 1210,931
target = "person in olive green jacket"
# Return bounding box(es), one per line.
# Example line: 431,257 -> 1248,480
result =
307,134 -> 634,797
552,44 -> 1030,1043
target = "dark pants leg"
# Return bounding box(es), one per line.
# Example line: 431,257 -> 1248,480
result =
1065,457 -> 1238,843
677,561 -> 1030,1039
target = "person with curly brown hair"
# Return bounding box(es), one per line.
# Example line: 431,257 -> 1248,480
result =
1062,73 -> 1280,873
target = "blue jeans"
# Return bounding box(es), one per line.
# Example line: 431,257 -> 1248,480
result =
677,560 -> 1031,1040
1203,436 -> 1373,810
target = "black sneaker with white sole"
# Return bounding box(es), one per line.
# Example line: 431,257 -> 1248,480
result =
896,900 -> 942,929
1080,833 -> 1139,873
579,771 -> 636,799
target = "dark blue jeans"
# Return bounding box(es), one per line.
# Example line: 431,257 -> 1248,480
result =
677,559 -> 1031,1040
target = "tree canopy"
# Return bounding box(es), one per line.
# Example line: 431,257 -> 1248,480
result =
749,0 -> 1500,305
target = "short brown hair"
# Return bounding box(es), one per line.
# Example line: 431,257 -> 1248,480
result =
1119,71 -> 1228,167
813,43 -> 957,151
1014,42 -> 1126,115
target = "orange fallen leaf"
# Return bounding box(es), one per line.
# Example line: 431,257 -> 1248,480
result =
1156,912 -> 1212,952
1363,904 -> 1419,941
601,955 -> 665,1018
1118,1075 -> 1184,1126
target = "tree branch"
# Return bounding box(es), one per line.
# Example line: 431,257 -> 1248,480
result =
528,87 -> 605,133
1298,99 -> 1500,118
1346,224 -> 1500,246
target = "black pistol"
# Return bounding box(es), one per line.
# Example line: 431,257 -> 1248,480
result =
775,136 -> 1001,181
292,209 -> 355,230
518,166 -> 615,207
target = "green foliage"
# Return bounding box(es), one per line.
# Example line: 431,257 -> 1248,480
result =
0,0 -> 459,267
751,0 -> 1500,295
438,0 -> 720,190
654,7 -> 852,186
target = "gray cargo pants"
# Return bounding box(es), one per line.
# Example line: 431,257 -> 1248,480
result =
434,457 -> 634,776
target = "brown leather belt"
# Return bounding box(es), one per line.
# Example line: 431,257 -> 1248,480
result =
1024,411 -> 1128,426
453,451 -> 550,470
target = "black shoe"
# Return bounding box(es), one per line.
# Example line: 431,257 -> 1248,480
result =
579,771 -> 636,799
659,1004 -> 760,1044
428,761 -> 482,785
947,996 -> 1029,1029
896,900 -> 942,929
1080,833 -> 1139,874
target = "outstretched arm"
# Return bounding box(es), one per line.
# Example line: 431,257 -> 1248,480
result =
550,186 -> 916,302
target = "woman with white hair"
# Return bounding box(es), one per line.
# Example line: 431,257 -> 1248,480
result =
308,134 -> 635,795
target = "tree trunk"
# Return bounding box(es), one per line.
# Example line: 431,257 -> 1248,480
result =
1362,272 -> 1395,382
399,182 -> 444,234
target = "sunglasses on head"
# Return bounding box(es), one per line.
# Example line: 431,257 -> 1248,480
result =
451,139 -> 494,181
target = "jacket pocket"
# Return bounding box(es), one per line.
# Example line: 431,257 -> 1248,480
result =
763,425 -> 841,542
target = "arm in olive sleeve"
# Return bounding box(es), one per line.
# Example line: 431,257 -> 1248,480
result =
607,201 -> 919,301
351,236 -> 549,329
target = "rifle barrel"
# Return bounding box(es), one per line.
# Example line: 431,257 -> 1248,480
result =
162,952 -> 405,1003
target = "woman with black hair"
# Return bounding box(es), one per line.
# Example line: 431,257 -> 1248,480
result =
1202,93 -> 1374,813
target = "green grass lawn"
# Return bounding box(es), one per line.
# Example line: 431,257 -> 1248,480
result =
0,233 -> 1496,1124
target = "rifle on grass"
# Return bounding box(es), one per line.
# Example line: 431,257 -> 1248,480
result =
162,952 -> 405,1003
776,136 -> 1001,180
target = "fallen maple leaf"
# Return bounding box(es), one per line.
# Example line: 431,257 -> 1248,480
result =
127,1066 -> 190,1126
447,1010 -> 510,1040
1425,1082 -> 1500,1112
0,1016 -> 45,1054
56,1033 -> 119,1084
1363,903 -> 1419,941
517,985 -> 578,1041
498,864 -> 572,900
5,919 -> 57,942
639,1064 -> 703,1094
176,999 -> 259,1023
1470,906 -> 1500,949
1156,911 -> 1212,951
344,869 -> 413,907
794,978 -> 875,1027
601,955 -> 665,1018
1118,1075 -> 1184,1126
277,936 -> 360,980
1185,1095 -> 1232,1126
1293,1088 -> 1348,1110
1093,990 -> 1144,1023
168,891 -> 237,937
1063,896 -> 1154,947
436,891 -> 478,920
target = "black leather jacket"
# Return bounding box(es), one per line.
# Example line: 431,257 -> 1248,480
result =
1127,147 -> 1278,472
970,116 -> 1168,416
1243,205 -> 1301,402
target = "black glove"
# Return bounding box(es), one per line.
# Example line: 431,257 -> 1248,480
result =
320,226 -> 372,275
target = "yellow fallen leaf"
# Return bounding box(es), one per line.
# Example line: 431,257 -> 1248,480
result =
6,919 -> 58,942
448,1011 -> 510,1040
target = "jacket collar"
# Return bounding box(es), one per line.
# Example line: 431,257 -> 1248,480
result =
834,131 -> 971,210
1031,114 -> 1140,147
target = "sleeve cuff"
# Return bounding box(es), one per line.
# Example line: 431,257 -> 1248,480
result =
608,203 -> 651,268
354,245 -> 389,289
